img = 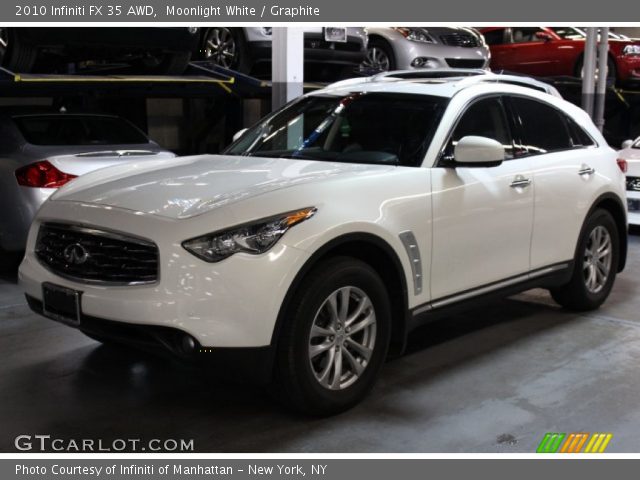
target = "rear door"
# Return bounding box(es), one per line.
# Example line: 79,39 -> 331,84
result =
508,95 -> 602,270
430,96 -> 534,301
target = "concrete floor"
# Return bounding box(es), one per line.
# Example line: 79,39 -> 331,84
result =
1,232 -> 639,453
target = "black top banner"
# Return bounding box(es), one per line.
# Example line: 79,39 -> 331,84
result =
4,0 -> 639,22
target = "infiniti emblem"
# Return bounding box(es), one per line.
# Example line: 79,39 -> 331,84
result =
63,243 -> 89,265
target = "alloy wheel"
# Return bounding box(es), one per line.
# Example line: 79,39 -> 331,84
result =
204,28 -> 237,68
583,225 -> 613,294
0,28 -> 8,62
361,47 -> 391,71
308,286 -> 377,390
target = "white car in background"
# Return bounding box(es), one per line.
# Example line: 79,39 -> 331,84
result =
19,71 -> 627,415
619,137 -> 640,225
361,27 -> 489,72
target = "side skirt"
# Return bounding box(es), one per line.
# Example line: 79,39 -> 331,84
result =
407,261 -> 574,331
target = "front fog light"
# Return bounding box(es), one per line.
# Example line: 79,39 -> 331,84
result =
182,207 -> 317,262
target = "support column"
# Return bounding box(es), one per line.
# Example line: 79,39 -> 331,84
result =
594,27 -> 609,132
582,27 -> 598,117
271,27 -> 304,111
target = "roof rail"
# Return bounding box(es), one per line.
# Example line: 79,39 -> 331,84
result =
454,73 -> 562,97
366,69 -> 561,98
372,68 -> 489,81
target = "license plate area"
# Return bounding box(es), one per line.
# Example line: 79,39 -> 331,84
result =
42,282 -> 82,327
324,27 -> 347,43
628,198 -> 640,212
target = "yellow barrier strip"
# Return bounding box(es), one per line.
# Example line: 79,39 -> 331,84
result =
590,433 -> 606,453
597,434 -> 613,453
584,434 -> 598,453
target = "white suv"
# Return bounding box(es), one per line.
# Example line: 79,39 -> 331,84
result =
19,72 -> 628,415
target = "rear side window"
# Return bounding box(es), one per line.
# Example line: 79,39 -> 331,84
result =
565,116 -> 596,147
510,97 -> 573,154
13,115 -> 149,146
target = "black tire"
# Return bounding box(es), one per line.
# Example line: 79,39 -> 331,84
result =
82,331 -> 116,346
550,209 -> 619,311
1,29 -> 37,73
574,55 -> 617,83
271,256 -> 392,416
362,37 -> 396,72
201,27 -> 251,73
140,50 -> 191,75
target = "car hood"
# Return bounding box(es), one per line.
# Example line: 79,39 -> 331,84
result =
52,154 -> 394,219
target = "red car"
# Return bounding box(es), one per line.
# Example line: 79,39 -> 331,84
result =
480,27 -> 640,84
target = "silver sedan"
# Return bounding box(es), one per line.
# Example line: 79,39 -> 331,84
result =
361,27 -> 490,72
0,112 -> 175,251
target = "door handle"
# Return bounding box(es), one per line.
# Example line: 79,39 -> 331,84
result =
510,176 -> 532,189
579,165 -> 596,176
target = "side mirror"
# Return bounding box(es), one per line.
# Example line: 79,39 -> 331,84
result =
232,128 -> 248,143
454,136 -> 505,167
535,31 -> 553,42
621,139 -> 634,149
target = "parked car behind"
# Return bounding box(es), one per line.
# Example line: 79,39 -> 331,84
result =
197,27 -> 368,77
0,27 -> 199,74
480,26 -> 640,84
361,27 -> 489,72
0,112 -> 175,251
619,137 -> 640,225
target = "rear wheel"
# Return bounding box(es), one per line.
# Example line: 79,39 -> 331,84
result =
271,257 -> 391,415
575,55 -> 617,83
550,209 -> 619,311
201,27 -> 251,73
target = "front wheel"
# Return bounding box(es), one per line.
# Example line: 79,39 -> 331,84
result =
550,209 -> 619,311
271,257 -> 391,415
360,38 -> 396,72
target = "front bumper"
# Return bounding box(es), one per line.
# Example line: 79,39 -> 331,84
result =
19,200 -> 311,353
627,190 -> 640,225
24,294 -> 275,382
616,55 -> 640,82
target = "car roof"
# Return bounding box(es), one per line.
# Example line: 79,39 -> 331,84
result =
321,69 -> 562,99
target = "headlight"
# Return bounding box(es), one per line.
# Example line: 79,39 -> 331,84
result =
623,45 -> 640,55
182,207 -> 317,262
394,27 -> 435,44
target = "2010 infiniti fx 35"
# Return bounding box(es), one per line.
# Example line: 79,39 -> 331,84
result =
19,70 -> 628,415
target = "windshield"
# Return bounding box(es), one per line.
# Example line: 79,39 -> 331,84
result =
633,138 -> 640,149
13,115 -> 150,146
550,27 -> 586,39
225,93 -> 447,167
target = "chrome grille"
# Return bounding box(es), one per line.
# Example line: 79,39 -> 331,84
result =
627,176 -> 640,192
440,33 -> 480,48
35,223 -> 159,285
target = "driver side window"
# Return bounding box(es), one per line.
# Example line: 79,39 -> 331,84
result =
444,97 -> 514,161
